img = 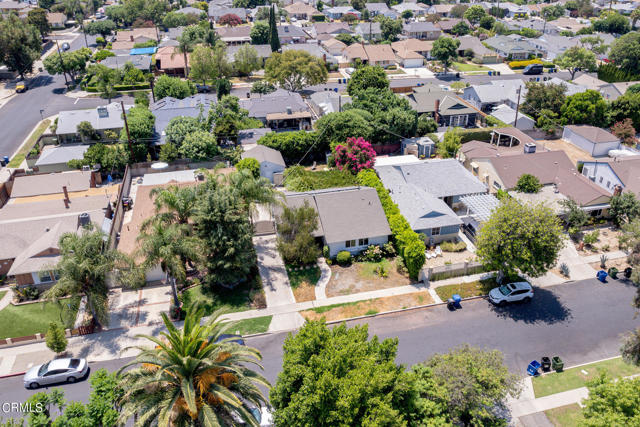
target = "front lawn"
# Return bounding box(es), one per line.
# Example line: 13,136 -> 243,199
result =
8,119 -> 51,168
327,258 -> 413,297
0,297 -> 80,339
284,168 -> 358,192
532,356 -> 640,398
287,265 -> 321,303
180,276 -> 266,317
434,277 -> 498,301
544,404 -> 584,427
230,316 -> 272,335
452,62 -> 490,72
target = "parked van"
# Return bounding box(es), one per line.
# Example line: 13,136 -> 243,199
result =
523,64 -> 543,75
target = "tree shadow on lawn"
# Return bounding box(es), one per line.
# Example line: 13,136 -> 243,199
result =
488,287 -> 572,325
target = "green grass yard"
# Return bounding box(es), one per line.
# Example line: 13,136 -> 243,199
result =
358,259 -> 392,279
0,297 -> 80,339
532,356 -> 640,398
544,404 -> 584,427
284,168 -> 358,192
287,265 -> 321,289
434,277 -> 498,301
453,62 -> 491,72
180,276 -> 265,316
229,316 -> 272,336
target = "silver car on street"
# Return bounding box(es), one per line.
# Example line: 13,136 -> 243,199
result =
23,358 -> 88,389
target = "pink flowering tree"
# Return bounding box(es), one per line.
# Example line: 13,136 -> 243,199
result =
333,137 -> 376,174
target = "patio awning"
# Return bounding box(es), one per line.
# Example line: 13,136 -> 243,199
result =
459,193 -> 500,223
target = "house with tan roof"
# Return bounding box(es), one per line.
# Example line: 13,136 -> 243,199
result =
391,38 -> 433,59
47,12 -> 66,29
562,125 -> 621,158
406,84 -> 481,127
343,43 -> 397,68
321,38 -> 347,56
156,46 -> 189,76
283,1 -> 319,19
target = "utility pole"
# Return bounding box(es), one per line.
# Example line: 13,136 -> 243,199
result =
513,87 -> 522,130
121,101 -> 134,162
54,39 -> 69,87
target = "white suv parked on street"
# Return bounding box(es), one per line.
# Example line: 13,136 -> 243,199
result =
488,281 -> 533,306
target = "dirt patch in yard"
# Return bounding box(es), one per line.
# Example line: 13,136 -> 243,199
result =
326,258 -> 414,297
300,291 -> 435,322
589,257 -> 630,272
287,265 -> 321,303
293,282 -> 316,302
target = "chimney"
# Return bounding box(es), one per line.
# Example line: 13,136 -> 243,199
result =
62,185 -> 69,202
434,98 -> 440,123
614,185 -> 623,196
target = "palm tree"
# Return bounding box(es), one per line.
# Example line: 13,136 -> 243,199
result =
174,33 -> 196,78
148,184 -> 199,225
136,221 -> 201,307
221,169 -> 278,215
118,305 -> 270,426
45,225 -> 143,328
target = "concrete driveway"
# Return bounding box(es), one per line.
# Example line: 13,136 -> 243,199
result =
108,284 -> 173,328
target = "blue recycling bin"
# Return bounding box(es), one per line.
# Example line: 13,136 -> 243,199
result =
527,360 -> 541,376
452,294 -> 461,308
488,71 -> 492,76
597,270 -> 608,283
2,156 -> 8,164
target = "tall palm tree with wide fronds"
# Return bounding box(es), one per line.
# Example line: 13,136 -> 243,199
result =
118,305 -> 270,426
173,33 -> 196,78
218,169 -> 278,216
136,221 -> 201,306
45,225 -> 144,327
148,184 -> 199,226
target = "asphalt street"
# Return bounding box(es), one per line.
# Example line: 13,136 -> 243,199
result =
0,33 -> 134,160
0,277 -> 637,419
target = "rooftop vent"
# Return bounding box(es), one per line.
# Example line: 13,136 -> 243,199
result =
523,143 -> 536,154
97,107 -> 108,118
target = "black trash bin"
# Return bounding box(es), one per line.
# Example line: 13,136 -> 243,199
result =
624,267 -> 633,278
541,356 -> 551,372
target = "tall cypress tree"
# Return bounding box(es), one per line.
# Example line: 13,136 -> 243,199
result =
269,5 -> 281,52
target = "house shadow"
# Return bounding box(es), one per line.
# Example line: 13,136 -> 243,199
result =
488,287 -> 572,324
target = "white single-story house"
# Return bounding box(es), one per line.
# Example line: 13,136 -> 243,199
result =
562,125 -> 621,158
280,187 -> 391,257
241,145 -> 286,183
490,104 -> 535,131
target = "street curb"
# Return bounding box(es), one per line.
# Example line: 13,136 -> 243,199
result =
0,371 -> 25,379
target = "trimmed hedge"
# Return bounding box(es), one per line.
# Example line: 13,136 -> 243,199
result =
597,63 -> 640,83
508,59 -> 553,70
85,82 -> 151,92
459,127 -> 500,143
357,169 -> 425,279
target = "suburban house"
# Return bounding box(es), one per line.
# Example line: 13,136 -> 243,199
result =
484,35 -> 539,60
456,36 -> 500,63
434,18 -> 468,34
392,2 -> 428,15
239,89 -> 313,131
391,39 -> 433,59
343,44 -> 397,68
208,6 -> 247,22
489,104 -> 535,130
0,171 -> 113,285
354,22 -> 383,41
227,44 -> 272,65
241,145 -> 286,183
175,6 -> 203,16
394,48 -> 425,68
402,22 -> 441,40
502,2 -> 529,18
100,55 -> 151,72
321,38 -> 347,56
216,26 -> 252,45
365,2 -> 397,18
280,187 -> 391,257
309,91 -> 352,116
47,12 -> 66,29
406,84 -> 481,128
283,43 -> 338,65
324,6 -> 360,20
31,145 -> 89,173
238,128 -> 272,149
150,94 -> 217,145
113,28 -> 158,51
562,125 -> 621,158
459,141 -> 611,212
571,74 -> 622,101
155,46 -> 189,76
277,25 -> 312,44
309,22 -> 353,40
426,4 -> 455,16
375,157 -> 488,244
283,2 -> 319,19
580,157 -> 640,197
56,103 -> 133,143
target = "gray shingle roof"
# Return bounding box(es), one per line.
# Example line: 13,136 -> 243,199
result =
239,128 -> 272,146
282,187 -> 391,244
241,145 -> 285,167
239,89 -> 309,119
150,94 -> 217,144
35,144 -> 89,167
565,125 -> 619,144
100,55 -> 151,71
56,103 -> 132,135
10,171 -> 92,198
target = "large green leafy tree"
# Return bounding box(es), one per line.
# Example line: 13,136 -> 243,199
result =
84,19 -> 116,37
27,8 -> 50,38
153,74 -> 196,100
44,226 -> 143,327
431,37 -> 460,73
43,47 -> 92,82
521,81 -> 567,121
610,192 -> 640,227
118,306 -> 269,426
416,345 -> 521,426
179,130 -> 219,161
188,45 -> 218,85
276,201 -> 321,266
265,50 -> 328,92
150,184 -> 199,226
560,89 -> 607,127
346,65 -> 389,96
476,198 -> 563,278
463,5 -> 486,27
609,91 -> 640,131
270,320 -> 432,426
258,130 -> 319,164
0,14 -> 43,80
165,116 -> 204,149
375,15 -> 402,41
554,46 -> 596,80
582,374 -> 640,426
250,20 -> 270,44
120,106 -> 155,161
314,109 -> 373,150
592,11 -> 630,34
234,44 -> 260,76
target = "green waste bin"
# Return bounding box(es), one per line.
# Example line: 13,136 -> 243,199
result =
552,356 -> 564,372
608,267 -> 619,279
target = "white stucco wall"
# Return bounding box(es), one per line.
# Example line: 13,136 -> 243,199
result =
327,235 -> 388,257
581,162 -> 620,194
563,127 -> 621,157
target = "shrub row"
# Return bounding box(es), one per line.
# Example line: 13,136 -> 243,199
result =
597,63 -> 640,83
508,59 -> 553,70
459,127 -> 499,143
357,169 -> 425,279
85,82 -> 150,92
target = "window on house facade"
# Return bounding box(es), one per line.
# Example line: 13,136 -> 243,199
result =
607,181 -> 611,188
358,238 -> 369,246
38,271 -> 53,283
431,227 -> 440,236
590,209 -> 602,217
345,239 -> 356,248
493,181 -> 502,190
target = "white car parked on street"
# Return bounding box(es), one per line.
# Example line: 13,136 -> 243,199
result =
24,358 -> 88,389
488,281 -> 534,306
